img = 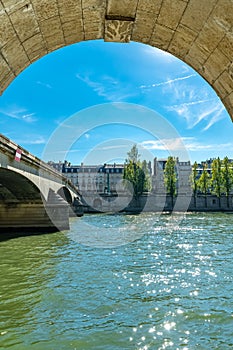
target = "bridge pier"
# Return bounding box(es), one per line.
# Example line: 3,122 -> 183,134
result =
0,199 -> 70,233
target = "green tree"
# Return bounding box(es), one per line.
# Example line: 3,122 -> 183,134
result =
222,156 -> 233,207
211,157 -> 222,207
123,145 -> 147,198
197,163 -> 210,208
191,161 -> 198,207
141,160 -> 152,192
164,156 -> 177,207
126,144 -> 140,163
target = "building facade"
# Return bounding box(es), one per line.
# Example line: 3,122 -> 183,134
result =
49,161 -> 125,195
49,158 -> 192,196
152,157 -> 192,195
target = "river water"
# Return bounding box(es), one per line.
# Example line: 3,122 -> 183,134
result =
0,212 -> 233,350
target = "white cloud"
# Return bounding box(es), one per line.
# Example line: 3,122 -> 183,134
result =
142,46 -> 175,63
141,138 -> 187,151
36,81 -> 52,89
0,107 -> 37,123
141,137 -> 233,153
140,74 -> 196,89
76,73 -> 135,102
159,74 -> 226,131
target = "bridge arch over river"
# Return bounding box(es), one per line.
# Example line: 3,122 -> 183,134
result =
0,0 -> 232,120
0,134 -> 81,231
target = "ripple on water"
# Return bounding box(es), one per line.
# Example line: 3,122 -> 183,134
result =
0,212 -> 233,349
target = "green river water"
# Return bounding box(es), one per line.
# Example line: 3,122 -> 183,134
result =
0,212 -> 233,349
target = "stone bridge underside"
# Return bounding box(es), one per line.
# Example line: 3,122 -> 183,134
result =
0,168 -> 41,201
0,0 -> 232,119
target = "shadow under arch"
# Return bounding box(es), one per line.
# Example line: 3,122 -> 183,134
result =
0,168 -> 70,237
0,167 -> 43,202
57,186 -> 73,204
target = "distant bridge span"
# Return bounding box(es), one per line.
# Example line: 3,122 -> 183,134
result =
0,133 -> 82,232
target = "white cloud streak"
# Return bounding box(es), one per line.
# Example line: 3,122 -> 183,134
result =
140,74 -> 196,89
0,107 -> 37,123
36,81 -> 52,89
141,137 -> 233,152
76,73 -> 135,102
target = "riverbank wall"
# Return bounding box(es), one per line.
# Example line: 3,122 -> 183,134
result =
82,193 -> 233,213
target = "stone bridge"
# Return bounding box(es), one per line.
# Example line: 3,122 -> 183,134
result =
0,0 -> 232,120
0,133 -> 82,232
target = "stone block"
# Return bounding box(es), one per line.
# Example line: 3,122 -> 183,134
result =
169,23 -> 196,59
211,0 -> 233,32
185,42 -> 209,71
107,0 -> 138,18
150,24 -> 174,51
214,70 -> 233,100
0,54 -> 14,91
132,11 -> 156,43
1,38 -> 30,75
62,20 -> 84,45
84,30 -> 103,41
31,0 -> 59,21
204,48 -> 231,84
39,17 -> 65,51
82,0 -> 105,10
83,8 -> 105,39
218,33 -> 233,61
9,4 -> 40,43
181,0 -> 216,31
105,19 -> 133,43
195,17 -> 226,56
1,0 -> 29,14
0,7 -> 16,48
158,0 -> 187,30
57,0 -> 82,23
23,33 -> 47,63
136,0 -> 163,15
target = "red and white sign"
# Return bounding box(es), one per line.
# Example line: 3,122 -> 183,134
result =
15,148 -> 22,162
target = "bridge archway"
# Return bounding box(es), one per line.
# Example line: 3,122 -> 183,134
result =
0,168 -> 42,202
0,1 -> 232,120
57,186 -> 73,204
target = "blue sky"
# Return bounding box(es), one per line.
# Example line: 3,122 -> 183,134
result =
0,40 -> 232,165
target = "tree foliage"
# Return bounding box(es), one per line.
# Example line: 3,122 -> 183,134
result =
197,163 -> 210,195
141,159 -> 152,192
197,163 -> 210,208
211,157 -> 222,198
164,156 -> 177,197
123,145 -> 150,197
222,156 -> 233,206
126,144 -> 140,163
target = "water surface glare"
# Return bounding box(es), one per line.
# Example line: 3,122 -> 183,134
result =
0,212 -> 233,349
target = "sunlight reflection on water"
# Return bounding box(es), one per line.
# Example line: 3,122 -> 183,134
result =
0,212 -> 233,349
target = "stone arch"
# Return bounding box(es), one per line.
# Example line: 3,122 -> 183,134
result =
57,186 -> 73,204
0,167 -> 43,201
0,0 -> 232,120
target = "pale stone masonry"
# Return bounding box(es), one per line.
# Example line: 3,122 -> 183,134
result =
0,0 -> 232,121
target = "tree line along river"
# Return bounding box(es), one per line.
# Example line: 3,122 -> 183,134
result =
0,212 -> 233,349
